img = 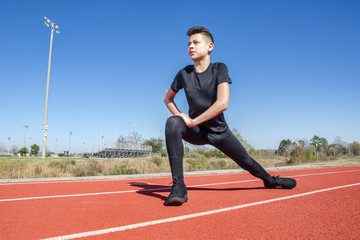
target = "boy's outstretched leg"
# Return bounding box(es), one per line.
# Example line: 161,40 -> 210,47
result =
214,129 -> 297,189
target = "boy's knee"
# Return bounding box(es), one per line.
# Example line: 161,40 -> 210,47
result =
166,116 -> 185,135
166,116 -> 184,126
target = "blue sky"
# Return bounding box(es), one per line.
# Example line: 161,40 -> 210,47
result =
0,0 -> 359,153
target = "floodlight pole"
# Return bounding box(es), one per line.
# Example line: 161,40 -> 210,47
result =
55,139 -> 58,154
23,125 -> 28,148
8,137 -> 11,156
127,122 -> 131,141
69,131 -> 72,156
42,17 -> 59,159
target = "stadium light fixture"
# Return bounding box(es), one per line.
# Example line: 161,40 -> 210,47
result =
127,122 -> 131,141
23,125 -> 29,149
42,16 -> 60,159
8,137 -> 11,156
55,139 -> 58,154
100,135 -> 104,151
69,131 -> 72,156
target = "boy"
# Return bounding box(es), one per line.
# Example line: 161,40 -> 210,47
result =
163,26 -> 296,206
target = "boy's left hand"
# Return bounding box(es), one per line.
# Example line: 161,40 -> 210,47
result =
176,113 -> 196,128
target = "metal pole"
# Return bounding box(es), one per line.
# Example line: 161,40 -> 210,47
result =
42,17 -> 59,159
8,137 -> 11,156
69,131 -> 72,156
23,125 -> 28,149
127,122 -> 131,141
42,28 -> 54,159
29,137 -> 31,155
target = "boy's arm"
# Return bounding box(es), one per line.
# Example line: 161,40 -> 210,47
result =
177,82 -> 229,128
164,88 -> 181,115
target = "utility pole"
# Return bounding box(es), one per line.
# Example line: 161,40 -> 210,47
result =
127,122 -> 131,141
23,125 -> 28,149
69,131 -> 72,156
42,17 -> 60,159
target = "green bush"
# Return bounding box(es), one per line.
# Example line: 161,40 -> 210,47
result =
192,149 -> 226,158
111,165 -> 139,175
288,147 -> 317,164
48,159 -> 76,173
215,159 -> 227,168
185,152 -> 206,160
151,156 -> 163,167
86,160 -> 102,175
188,161 -> 206,171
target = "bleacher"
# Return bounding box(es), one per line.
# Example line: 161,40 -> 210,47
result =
0,151 -> 11,156
82,144 -> 152,158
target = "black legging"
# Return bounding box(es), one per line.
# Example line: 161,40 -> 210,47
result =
165,116 -> 274,185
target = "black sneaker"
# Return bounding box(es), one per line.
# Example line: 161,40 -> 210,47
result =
164,177 -> 188,206
264,175 -> 297,189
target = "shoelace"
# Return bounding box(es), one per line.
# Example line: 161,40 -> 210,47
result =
272,175 -> 281,184
168,179 -> 179,190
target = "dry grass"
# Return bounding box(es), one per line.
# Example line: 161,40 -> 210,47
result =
0,157 -> 172,179
0,156 -> 358,180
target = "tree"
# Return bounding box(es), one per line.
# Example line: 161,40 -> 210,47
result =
328,137 -> 347,156
0,143 -> 6,152
11,145 -> 18,154
310,135 -> 322,146
31,144 -> 40,155
116,131 -> 143,145
328,144 -> 347,156
130,131 -> 143,145
116,136 -> 127,145
18,147 -> 28,156
310,135 -> 328,153
298,139 -> 306,148
349,141 -> 360,155
277,139 -> 293,156
143,138 -> 164,154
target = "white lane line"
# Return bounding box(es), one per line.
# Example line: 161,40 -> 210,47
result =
0,179 -> 256,203
41,182 -> 360,240
286,169 -> 360,178
0,189 -> 139,202
0,169 -> 359,202
0,179 -> 123,186
1,169 -> 360,203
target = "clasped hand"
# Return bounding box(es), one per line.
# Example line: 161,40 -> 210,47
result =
175,113 -> 196,128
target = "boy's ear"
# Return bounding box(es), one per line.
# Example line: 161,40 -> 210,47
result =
208,42 -> 214,53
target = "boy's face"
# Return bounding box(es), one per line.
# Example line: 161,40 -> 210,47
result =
188,33 -> 214,61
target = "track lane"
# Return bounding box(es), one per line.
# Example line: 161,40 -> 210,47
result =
1,166 -> 359,201
0,166 -> 359,239
99,185 -> 359,240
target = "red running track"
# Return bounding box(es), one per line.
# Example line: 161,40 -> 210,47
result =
0,166 -> 359,240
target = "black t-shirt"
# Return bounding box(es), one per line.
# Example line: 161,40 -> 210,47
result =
171,62 -> 232,133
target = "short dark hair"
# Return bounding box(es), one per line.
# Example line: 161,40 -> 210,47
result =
186,26 -> 214,43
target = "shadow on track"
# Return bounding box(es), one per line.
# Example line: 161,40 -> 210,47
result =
129,182 -> 264,202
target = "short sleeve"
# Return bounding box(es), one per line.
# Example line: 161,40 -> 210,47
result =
215,63 -> 232,85
170,70 -> 184,93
